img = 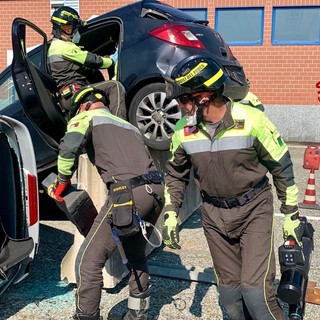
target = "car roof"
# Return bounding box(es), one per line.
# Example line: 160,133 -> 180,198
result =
90,0 -> 208,25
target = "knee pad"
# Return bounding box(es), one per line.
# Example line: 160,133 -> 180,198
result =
242,287 -> 281,320
128,286 -> 151,311
219,285 -> 250,320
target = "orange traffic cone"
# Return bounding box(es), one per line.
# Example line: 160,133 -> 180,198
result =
299,168 -> 320,210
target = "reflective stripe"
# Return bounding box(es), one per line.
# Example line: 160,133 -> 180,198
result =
286,184 -> 299,206
204,68 -> 224,87
51,17 -> 68,24
92,114 -> 141,134
127,296 -> 150,310
176,62 -> 207,84
47,55 -> 65,63
182,136 -> 255,154
74,87 -> 93,103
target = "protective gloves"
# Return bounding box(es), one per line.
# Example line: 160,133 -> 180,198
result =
283,212 -> 304,246
47,178 -> 70,202
110,48 -> 118,64
162,211 -> 181,249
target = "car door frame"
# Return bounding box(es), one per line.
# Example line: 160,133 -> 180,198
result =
11,17 -> 67,147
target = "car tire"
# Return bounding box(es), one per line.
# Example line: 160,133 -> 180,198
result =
128,82 -> 181,151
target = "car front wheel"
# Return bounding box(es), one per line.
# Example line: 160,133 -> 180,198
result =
129,82 -> 181,151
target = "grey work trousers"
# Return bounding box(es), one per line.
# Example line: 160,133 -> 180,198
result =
201,187 -> 284,320
74,183 -> 164,316
93,80 -> 127,120
61,80 -> 127,120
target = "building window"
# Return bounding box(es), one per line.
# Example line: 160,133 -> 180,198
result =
272,6 -> 320,45
178,8 -> 207,21
215,8 -> 264,46
51,1 -> 64,15
50,0 -> 79,15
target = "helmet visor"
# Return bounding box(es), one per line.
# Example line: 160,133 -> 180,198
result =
165,77 -> 192,100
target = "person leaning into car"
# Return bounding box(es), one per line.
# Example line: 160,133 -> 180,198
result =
47,6 -> 127,120
47,85 -> 164,320
161,56 -> 303,320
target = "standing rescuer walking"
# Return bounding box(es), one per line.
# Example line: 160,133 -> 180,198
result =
47,86 -> 164,320
161,56 -> 304,319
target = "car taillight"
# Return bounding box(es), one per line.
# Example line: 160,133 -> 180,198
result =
149,25 -> 205,49
26,171 -> 38,226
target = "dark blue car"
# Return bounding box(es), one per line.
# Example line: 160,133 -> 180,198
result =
0,0 -> 248,169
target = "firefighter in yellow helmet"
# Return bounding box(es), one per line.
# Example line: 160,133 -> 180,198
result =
48,86 -> 164,320
162,56 -> 302,320
48,6 -> 126,119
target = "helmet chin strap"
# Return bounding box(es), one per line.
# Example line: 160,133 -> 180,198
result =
194,101 -> 203,124
194,90 -> 222,123
196,107 -> 203,123
85,101 -> 93,111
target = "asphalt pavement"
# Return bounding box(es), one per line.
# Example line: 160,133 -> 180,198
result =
1,143 -> 320,320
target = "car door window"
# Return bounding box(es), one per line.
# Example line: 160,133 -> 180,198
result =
0,49 -> 42,112
0,71 -> 18,111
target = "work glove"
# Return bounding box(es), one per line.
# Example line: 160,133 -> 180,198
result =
110,48 -> 118,64
283,212 -> 304,247
162,211 -> 181,249
47,178 -> 70,202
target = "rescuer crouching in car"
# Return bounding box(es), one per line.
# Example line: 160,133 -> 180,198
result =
48,6 -> 127,120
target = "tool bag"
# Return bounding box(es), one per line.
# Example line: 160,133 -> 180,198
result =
109,180 -> 140,237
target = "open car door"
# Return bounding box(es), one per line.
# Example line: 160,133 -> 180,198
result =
0,115 -> 39,296
11,18 -> 67,147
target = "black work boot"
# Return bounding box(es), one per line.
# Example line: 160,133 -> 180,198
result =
72,309 -> 103,320
122,288 -> 150,320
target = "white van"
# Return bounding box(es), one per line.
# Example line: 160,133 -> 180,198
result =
0,116 -> 39,295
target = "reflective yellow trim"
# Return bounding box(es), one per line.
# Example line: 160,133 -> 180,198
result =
263,216 -> 277,319
61,10 -> 79,20
113,201 -> 133,207
75,88 -> 94,103
52,16 -> 68,24
204,68 -> 224,87
95,93 -> 103,99
175,62 -> 207,84
76,204 -> 112,310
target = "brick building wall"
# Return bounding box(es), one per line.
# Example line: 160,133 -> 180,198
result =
0,0 -> 319,106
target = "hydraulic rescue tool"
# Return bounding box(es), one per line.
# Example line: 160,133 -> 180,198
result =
278,216 -> 314,320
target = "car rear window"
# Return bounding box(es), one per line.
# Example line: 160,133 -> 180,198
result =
141,2 -> 202,22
